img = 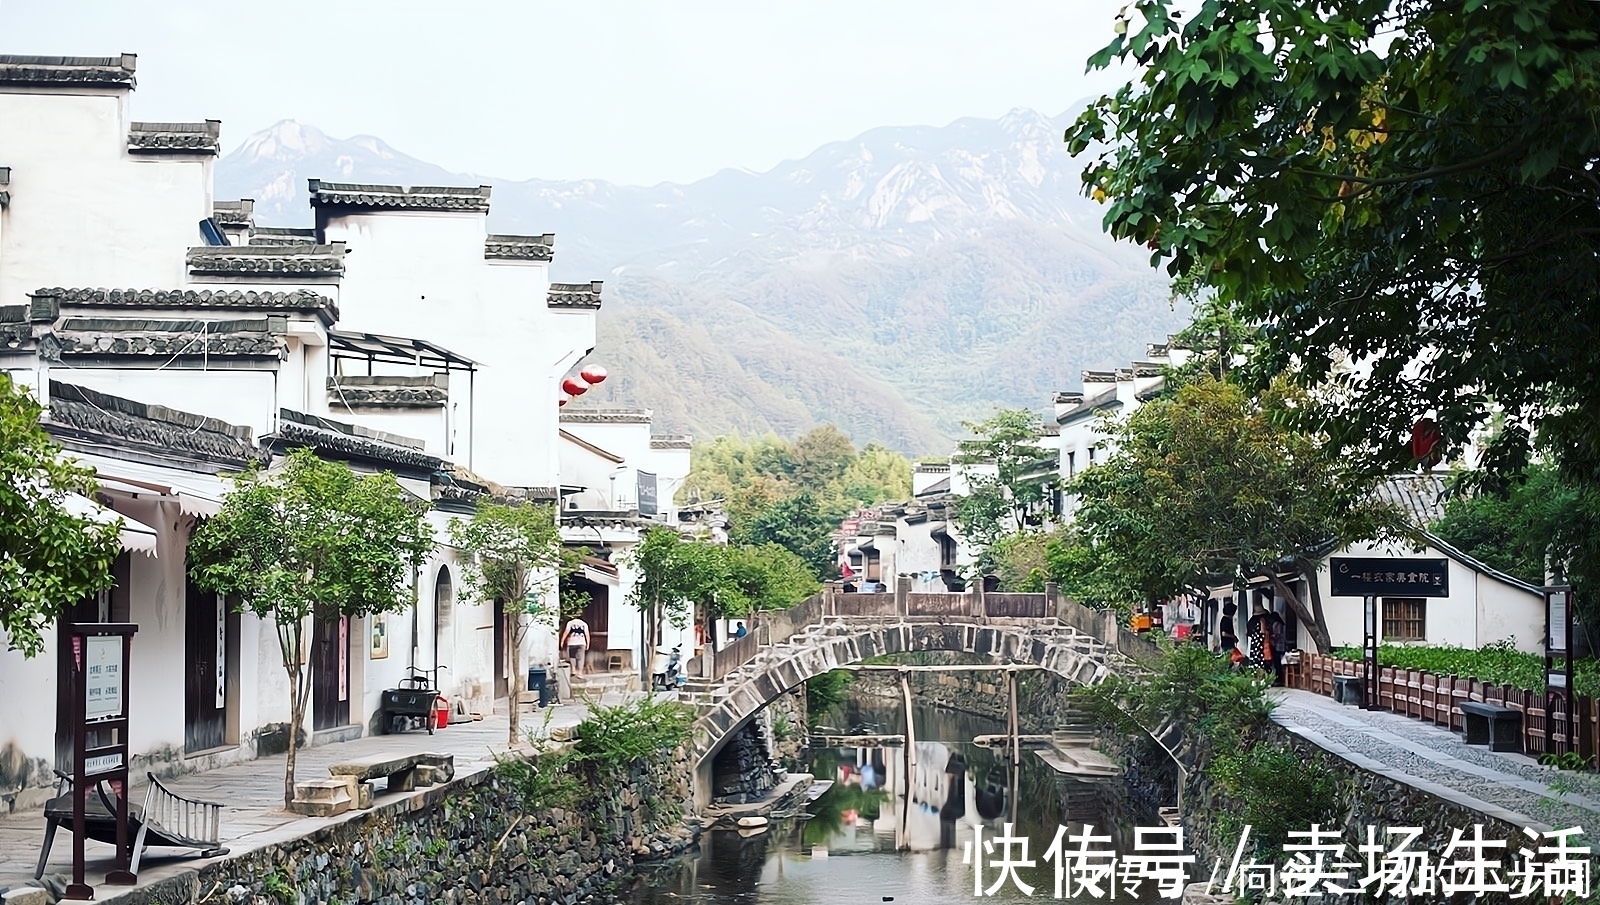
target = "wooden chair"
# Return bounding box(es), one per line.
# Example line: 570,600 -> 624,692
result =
36,771 -> 227,879
606,652 -> 625,672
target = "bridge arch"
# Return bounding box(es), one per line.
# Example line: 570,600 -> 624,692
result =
686,617 -> 1128,809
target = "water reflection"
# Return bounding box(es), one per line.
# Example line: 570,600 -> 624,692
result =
630,698 -> 1166,904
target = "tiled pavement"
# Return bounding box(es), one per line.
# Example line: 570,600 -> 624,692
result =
0,690 -> 642,898
1271,688 -> 1600,833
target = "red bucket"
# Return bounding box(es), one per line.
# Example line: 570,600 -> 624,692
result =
434,696 -> 450,730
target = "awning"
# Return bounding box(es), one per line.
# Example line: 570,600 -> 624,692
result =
92,473 -> 225,518
929,522 -> 949,537
62,492 -> 159,557
64,453 -> 232,518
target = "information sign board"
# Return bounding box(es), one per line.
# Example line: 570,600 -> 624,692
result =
1330,557 -> 1450,598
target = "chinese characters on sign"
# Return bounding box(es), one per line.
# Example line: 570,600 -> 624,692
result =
1330,557 -> 1451,598
961,823 -> 1590,899
83,635 -> 124,720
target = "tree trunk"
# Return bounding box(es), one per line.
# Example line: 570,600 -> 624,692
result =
286,665 -> 304,809
1263,568 -> 1332,654
277,617 -> 308,810
507,608 -> 522,746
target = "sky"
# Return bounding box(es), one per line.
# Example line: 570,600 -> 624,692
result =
0,0 -> 1135,186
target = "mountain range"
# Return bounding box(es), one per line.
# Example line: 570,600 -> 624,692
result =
216,110 -> 1186,453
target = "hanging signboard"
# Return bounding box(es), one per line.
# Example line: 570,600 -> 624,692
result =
1330,557 -> 1450,598
637,470 -> 659,518
338,615 -> 349,703
215,594 -> 227,708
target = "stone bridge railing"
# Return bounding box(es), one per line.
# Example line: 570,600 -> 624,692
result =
698,579 -> 1161,684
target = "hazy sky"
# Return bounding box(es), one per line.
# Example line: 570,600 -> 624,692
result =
0,0 -> 1134,185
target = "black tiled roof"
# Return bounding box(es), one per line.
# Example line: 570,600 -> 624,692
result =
308,179 -> 492,213
128,121 -> 221,155
547,281 -> 603,309
0,54 -> 137,87
186,244 -> 346,277
46,380 -> 265,468
485,234 -> 555,261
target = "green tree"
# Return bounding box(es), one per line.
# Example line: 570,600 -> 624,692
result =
189,448 -> 434,806
0,375 -> 122,657
722,543 -> 821,613
837,443 -> 913,507
1069,0 -> 1600,601
1431,464 -> 1598,587
682,428 -> 914,582
790,425 -> 856,489
625,529 -> 818,672
1071,377 -> 1399,651
449,499 -> 573,745
731,491 -> 838,578
949,409 -> 1056,572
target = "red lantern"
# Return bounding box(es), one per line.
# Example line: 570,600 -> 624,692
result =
1411,418 -> 1442,467
561,376 -> 590,396
579,365 -> 608,385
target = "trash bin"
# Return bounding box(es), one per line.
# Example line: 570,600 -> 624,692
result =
528,667 -> 550,708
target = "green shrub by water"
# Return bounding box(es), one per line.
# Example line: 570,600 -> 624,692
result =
1327,640 -> 1600,696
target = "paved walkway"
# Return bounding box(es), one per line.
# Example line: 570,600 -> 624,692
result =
0,693 -> 636,899
1271,688 -> 1600,833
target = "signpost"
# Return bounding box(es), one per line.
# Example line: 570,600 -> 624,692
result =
1330,558 -> 1451,710
68,622 -> 137,899
1546,585 -> 1575,755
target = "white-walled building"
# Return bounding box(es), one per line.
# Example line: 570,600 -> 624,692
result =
0,52 -> 622,810
557,407 -> 694,674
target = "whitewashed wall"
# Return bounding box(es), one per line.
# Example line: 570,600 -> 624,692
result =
0,91 -> 208,308
1317,539 -> 1544,655
321,211 -> 595,489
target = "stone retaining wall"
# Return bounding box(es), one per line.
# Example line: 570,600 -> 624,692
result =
85,745 -> 697,905
848,661 -> 1079,733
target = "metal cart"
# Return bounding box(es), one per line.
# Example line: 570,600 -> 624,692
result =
380,667 -> 441,735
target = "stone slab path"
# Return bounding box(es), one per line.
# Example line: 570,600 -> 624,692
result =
1271,688 -> 1600,833
0,698 -> 617,899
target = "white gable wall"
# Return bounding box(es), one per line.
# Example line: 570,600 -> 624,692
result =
1316,538 -> 1544,655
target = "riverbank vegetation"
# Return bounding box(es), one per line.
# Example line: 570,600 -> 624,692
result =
1073,643 -> 1343,861
494,696 -> 694,817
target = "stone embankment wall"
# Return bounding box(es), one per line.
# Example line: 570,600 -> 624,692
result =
761,688 -> 806,768
849,660 -> 1078,733
107,746 -> 697,905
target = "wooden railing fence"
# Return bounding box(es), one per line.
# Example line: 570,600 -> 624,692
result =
1298,653 -> 1597,760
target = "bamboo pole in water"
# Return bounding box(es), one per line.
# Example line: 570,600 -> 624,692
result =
1008,668 -> 1020,768
899,669 -> 917,853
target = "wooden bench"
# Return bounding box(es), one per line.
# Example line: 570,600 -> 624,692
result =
36,771 -> 226,879
1333,674 -> 1364,706
1459,701 -> 1522,752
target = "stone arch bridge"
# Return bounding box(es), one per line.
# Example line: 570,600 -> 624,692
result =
678,583 -> 1164,809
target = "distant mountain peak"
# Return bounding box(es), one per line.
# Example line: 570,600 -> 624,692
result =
215,108 -> 1185,451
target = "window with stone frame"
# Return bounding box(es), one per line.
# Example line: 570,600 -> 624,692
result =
1382,597 -> 1426,641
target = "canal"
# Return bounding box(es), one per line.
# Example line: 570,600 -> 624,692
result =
628,696 -> 1168,904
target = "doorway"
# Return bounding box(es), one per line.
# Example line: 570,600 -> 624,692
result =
310,607 -> 350,731
184,578 -> 235,752
433,566 -> 454,676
